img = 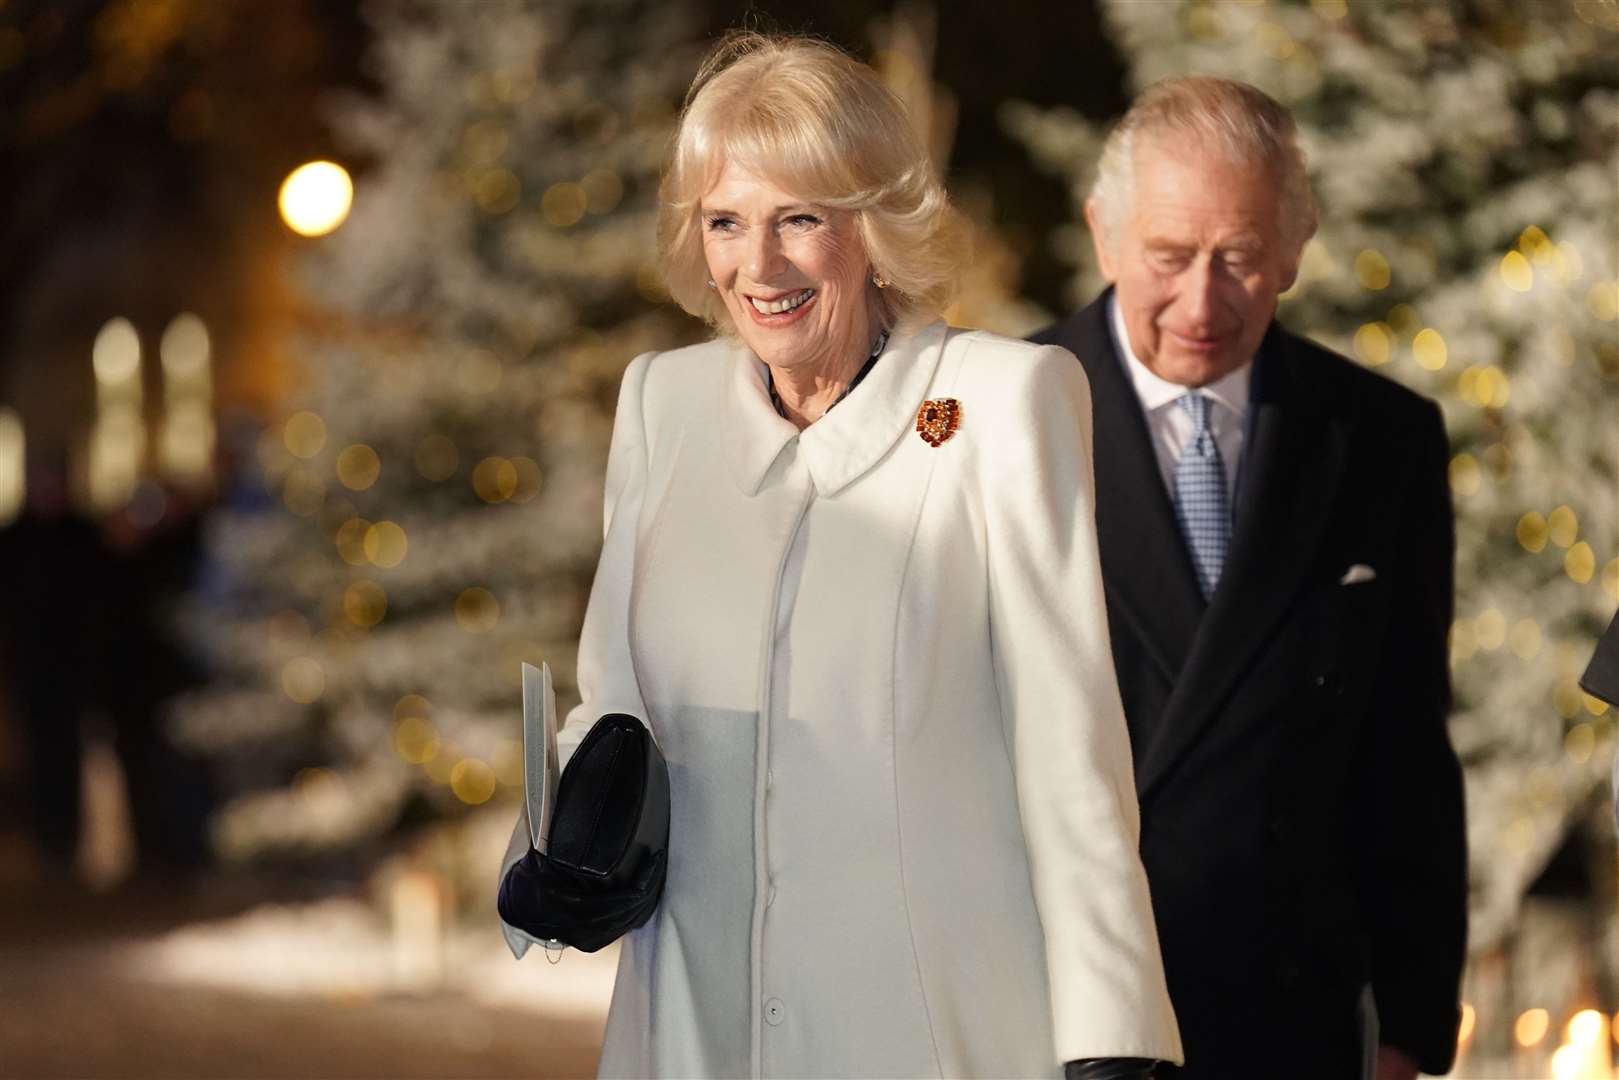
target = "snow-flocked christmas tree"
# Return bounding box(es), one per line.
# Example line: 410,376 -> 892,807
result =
173,0 -> 702,861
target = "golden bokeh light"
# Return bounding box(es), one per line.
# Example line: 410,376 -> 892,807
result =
509,456 -> 544,503
1353,322 -> 1392,366
1386,304 -> 1420,338
364,520 -> 408,568
336,444 -> 382,491
450,758 -> 498,805
394,693 -> 433,721
1457,1002 -> 1475,1046
282,656 -> 326,704
1602,558 -> 1619,602
158,400 -> 216,484
1449,617 -> 1477,663
1583,693 -> 1610,717
283,411 -> 327,459
1446,453 -> 1480,497
1254,21 -> 1296,60
415,434 -> 460,482
1516,1008 -> 1551,1047
1565,542 -> 1595,584
1353,249 -> 1391,290
473,168 -> 521,215
1566,723 -> 1597,764
494,740 -> 524,787
1554,679 -> 1585,720
455,587 -> 501,632
0,407 -> 23,526
1499,250 -> 1533,292
542,181 -> 588,227
1547,505 -> 1579,548
279,161 -> 354,237
335,517 -> 372,566
472,456 -> 519,502
1474,608 -> 1506,651
159,313 -> 211,389
1569,1008 -> 1606,1047
343,579 -> 388,627
1509,618 -> 1542,660
1412,328 -> 1447,370
394,716 -> 440,765
92,317 -> 142,391
1587,281 -> 1619,321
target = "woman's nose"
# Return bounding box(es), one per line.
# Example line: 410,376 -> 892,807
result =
744,228 -> 785,282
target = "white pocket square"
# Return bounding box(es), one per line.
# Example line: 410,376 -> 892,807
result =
1340,563 -> 1377,585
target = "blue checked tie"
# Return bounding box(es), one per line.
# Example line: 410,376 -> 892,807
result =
1173,392 -> 1231,599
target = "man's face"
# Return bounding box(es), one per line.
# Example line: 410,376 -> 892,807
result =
1088,137 -> 1299,388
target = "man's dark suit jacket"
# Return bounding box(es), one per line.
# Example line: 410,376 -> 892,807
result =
1033,293 -> 1467,1079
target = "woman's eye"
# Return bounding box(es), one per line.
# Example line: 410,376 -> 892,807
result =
704,215 -> 735,231
785,214 -> 821,229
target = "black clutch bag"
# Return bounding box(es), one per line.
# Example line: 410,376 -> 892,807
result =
498,713 -> 671,953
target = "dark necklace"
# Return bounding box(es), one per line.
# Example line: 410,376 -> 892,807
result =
767,331 -> 889,421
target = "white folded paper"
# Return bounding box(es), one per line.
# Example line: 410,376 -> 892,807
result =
521,661 -> 560,853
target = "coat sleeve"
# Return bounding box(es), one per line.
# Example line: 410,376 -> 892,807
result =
499,351 -> 655,959
982,343 -> 1183,1065
1357,400 -> 1467,1074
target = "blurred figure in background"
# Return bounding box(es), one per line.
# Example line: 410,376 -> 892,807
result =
0,450 -> 105,879
0,454 -> 211,885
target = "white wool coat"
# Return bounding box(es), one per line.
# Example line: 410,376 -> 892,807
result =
501,320 -> 1182,1078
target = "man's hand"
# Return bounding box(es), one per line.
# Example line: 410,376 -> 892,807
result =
1375,1044 -> 1420,1080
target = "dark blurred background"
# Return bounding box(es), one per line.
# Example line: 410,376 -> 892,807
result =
0,1 -> 1614,1076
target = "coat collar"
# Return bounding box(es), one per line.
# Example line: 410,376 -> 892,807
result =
721,319 -> 949,496
1036,291 -> 1350,801
1135,324 -> 1348,800
1045,292 -> 1206,684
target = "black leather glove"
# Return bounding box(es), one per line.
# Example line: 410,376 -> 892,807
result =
1063,1058 -> 1158,1080
497,845 -> 667,953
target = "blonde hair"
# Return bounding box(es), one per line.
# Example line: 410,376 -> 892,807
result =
658,31 -> 966,332
1090,76 -> 1318,257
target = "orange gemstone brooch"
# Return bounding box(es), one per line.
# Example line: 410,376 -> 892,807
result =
915,398 -> 961,447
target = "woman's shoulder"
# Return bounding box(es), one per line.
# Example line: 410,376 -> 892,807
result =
939,325 -> 1089,408
620,336 -> 735,411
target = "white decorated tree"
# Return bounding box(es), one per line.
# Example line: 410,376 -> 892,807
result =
1005,0 -> 1619,1065
173,0 -> 701,863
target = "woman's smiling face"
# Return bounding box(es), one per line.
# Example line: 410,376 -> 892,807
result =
700,160 -> 875,374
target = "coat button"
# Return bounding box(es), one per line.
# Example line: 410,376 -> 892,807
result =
764,997 -> 785,1025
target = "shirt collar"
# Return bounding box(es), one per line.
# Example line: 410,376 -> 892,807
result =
1107,292 -> 1251,420
722,319 -> 948,496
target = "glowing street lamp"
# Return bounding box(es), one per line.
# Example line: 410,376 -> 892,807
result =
278,160 -> 353,237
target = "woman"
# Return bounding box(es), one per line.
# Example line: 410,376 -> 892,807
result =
500,32 -> 1182,1079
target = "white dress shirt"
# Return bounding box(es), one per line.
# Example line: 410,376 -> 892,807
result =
1108,294 -> 1250,495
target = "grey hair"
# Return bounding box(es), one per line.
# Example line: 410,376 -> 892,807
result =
1089,76 -> 1318,256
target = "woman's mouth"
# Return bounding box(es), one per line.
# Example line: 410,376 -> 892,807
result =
748,288 -> 815,317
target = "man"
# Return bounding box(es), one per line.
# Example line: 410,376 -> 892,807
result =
1033,77 -> 1467,1080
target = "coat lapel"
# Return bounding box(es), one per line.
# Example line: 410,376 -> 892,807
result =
1136,326 -> 1349,801
1044,295 -> 1204,684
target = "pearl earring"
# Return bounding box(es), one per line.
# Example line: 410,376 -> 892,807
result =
706,278 -> 716,290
